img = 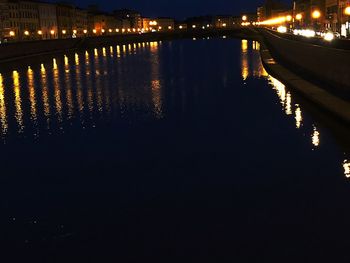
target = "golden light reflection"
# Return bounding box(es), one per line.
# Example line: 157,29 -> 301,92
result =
53,58 -> 58,69
295,104 -> 302,128
27,67 -> 37,123
13,70 -> 24,132
75,53 -> 79,65
150,41 -> 163,118
94,48 -> 98,57
41,64 -> 50,124
64,55 -> 69,68
241,39 -> 249,80
53,61 -> 63,122
117,45 -> 121,58
0,74 -> 8,135
285,92 -> 292,115
343,160 -> 350,178
110,46 -> 114,57
102,47 -> 106,57
312,126 -> 320,147
269,76 -> 286,107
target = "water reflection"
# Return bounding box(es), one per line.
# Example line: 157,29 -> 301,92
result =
241,40 -> 267,80
312,126 -> 320,147
0,74 -> 7,135
240,39 -> 348,178
13,70 -> 24,133
344,160 -> 350,178
0,41 -> 164,140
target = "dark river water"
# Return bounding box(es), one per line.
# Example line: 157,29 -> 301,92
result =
1,38 -> 350,262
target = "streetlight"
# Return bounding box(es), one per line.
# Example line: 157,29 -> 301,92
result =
312,10 -> 321,31
312,10 -> 321,19
345,6 -> 350,37
9,31 -> 15,37
242,15 -> 247,21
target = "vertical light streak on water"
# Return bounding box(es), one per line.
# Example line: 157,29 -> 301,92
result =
0,74 -> 8,136
241,39 -> 249,81
53,58 -> 63,123
41,63 -> 50,128
95,48 -> 105,113
295,104 -> 303,129
12,70 -> 24,133
149,41 -> 163,119
64,54 -> 75,120
76,53 -> 85,121
27,67 -> 37,122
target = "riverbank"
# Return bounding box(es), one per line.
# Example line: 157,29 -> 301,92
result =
0,28 -> 257,64
258,34 -> 350,124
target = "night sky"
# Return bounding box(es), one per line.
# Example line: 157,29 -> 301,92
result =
60,0 -> 289,20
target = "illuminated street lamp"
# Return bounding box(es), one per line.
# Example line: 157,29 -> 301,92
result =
9,31 -> 15,37
62,30 -> 67,35
312,10 -> 321,31
242,15 -> 247,21
296,14 -> 303,20
312,10 -> 321,19
24,30 -> 29,36
345,7 -> 350,37
83,29 -> 88,34
37,30 -> 42,35
93,29 -> 97,34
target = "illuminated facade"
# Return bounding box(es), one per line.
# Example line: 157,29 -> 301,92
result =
38,2 -> 57,39
56,3 -> 74,39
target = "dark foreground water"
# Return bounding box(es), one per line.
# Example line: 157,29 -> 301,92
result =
1,38 -> 350,262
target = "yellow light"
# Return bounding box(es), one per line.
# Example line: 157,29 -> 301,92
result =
101,29 -> 105,33
222,23 -> 227,27
149,21 -> 158,26
344,160 -> 350,178
296,14 -> 303,20
93,29 -> 97,34
116,29 -> 119,32
179,25 -> 183,29
122,28 -> 125,32
50,30 -> 55,35
286,15 -> 292,21
38,30 -> 42,35
83,29 -> 87,34
345,6 -> 350,16
73,29 -> 77,34
277,26 -> 287,33
168,26 -> 172,30
133,28 -> 136,32
9,31 -> 15,36
109,29 -> 112,33
158,26 -> 162,30
312,10 -> 321,19
192,25 -> 196,28
127,28 -> 131,32
24,30 -> 29,36
242,15 -> 247,21
260,16 -> 287,26
312,126 -> 320,147
62,30 -> 66,34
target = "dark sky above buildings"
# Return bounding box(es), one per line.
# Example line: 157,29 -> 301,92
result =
67,0 -> 291,20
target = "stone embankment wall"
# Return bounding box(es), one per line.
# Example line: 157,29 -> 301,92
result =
260,29 -> 350,94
